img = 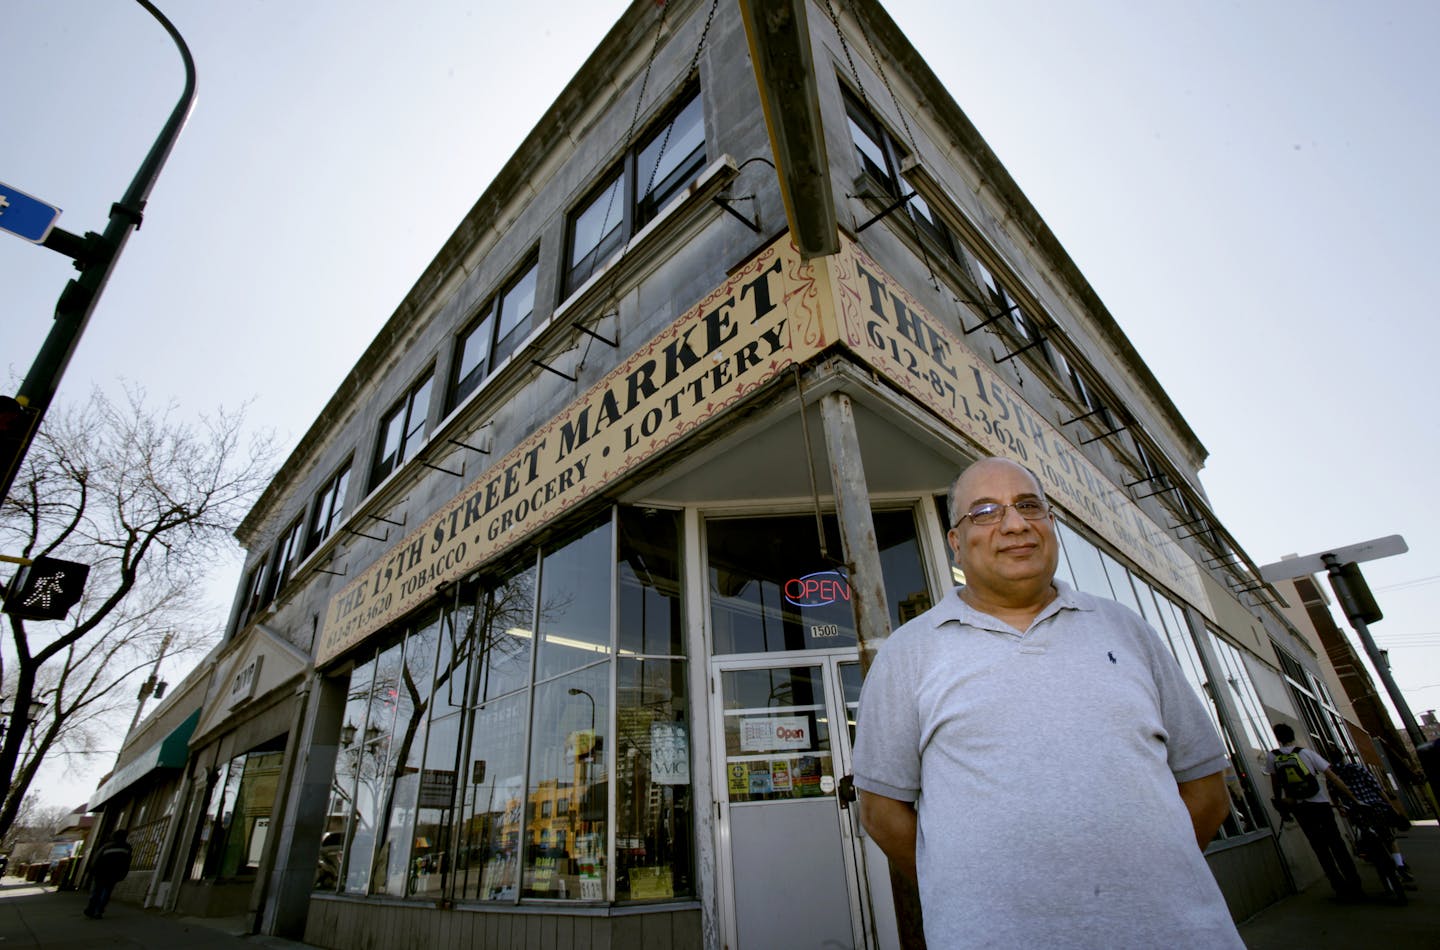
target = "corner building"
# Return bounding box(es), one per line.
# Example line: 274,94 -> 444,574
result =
192,2 -> 1360,946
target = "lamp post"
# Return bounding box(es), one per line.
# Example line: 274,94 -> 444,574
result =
568,686 -> 596,801
0,0 -> 197,504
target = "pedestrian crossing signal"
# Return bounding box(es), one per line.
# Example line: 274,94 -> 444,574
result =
3,556 -> 90,621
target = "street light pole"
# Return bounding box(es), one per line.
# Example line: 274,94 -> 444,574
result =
0,0 -> 197,505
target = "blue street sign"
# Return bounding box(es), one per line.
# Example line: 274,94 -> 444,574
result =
0,181 -> 63,243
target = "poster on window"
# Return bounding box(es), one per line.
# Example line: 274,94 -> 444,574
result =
650,722 -> 690,785
740,715 -> 810,752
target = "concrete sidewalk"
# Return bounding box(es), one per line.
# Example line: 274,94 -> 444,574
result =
0,879 -> 317,949
3,826 -> 1435,949
1238,819 -> 1437,949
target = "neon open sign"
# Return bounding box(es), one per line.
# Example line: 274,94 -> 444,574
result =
784,570 -> 851,607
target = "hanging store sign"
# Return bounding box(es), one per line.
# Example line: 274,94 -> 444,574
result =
318,234 -> 832,665
825,237 -> 1210,618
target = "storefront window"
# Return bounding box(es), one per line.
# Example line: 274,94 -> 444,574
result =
456,691 -> 528,901
317,657 -> 375,890
315,504 -> 693,906
221,749 -> 283,877
1055,521 -> 1111,598
619,508 -> 684,656
187,742 -> 285,883
524,666 -> 610,899
1210,632 -> 1274,833
708,510 -> 925,655
344,642 -> 403,894
615,658 -> 692,901
476,565 -> 536,705
377,612 -> 441,896
189,755 -> 244,880
535,520 -> 613,680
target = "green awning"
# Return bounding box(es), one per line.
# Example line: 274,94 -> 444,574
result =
90,708 -> 200,808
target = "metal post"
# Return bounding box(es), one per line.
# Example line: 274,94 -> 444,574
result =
1322,555 -> 1426,748
1,0 -> 196,505
125,632 -> 173,739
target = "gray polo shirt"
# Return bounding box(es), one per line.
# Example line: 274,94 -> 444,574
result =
853,581 -> 1241,948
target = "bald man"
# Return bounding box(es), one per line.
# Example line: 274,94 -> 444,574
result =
853,457 -> 1241,948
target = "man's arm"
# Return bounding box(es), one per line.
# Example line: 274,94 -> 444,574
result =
1176,770 -> 1230,849
1323,768 -> 1359,806
859,790 -> 918,880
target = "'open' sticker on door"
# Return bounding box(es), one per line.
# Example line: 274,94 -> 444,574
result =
740,715 -> 811,752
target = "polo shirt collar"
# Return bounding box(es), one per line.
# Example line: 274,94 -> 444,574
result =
941,578 -> 1092,634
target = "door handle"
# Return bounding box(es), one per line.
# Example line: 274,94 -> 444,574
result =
837,774 -> 857,809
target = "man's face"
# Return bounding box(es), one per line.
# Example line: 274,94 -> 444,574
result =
946,459 -> 1059,602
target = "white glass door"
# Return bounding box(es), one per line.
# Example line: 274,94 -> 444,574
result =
712,655 -> 882,950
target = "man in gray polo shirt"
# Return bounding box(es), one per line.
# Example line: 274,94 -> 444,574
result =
853,457 -> 1241,947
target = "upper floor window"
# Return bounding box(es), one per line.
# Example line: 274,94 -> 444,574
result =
372,372 -> 433,489
1067,361 -> 1111,428
236,561 -> 267,633
1132,437 -> 1166,486
264,518 -> 305,604
306,459 -> 352,555
972,259 -> 1039,341
565,87 -> 706,295
843,89 -> 953,255
451,259 -> 538,409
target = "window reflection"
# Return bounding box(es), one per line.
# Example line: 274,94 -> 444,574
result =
456,692 -> 528,901
314,505 -> 692,904
615,658 -> 692,901
536,520 -> 613,680
376,614 -> 441,896
524,669 -> 610,899
618,508 -> 683,656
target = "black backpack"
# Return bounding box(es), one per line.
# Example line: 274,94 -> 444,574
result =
1273,748 -> 1320,799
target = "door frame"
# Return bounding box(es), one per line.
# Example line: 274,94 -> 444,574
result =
708,649 -> 876,950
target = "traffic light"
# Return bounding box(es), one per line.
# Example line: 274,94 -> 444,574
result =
3,556 -> 90,621
1331,561 -> 1383,626
0,395 -> 39,495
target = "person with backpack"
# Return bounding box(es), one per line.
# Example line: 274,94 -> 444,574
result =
83,828 -> 133,919
1264,723 -> 1363,899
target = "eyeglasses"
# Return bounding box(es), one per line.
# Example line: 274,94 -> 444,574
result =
955,499 -> 1050,527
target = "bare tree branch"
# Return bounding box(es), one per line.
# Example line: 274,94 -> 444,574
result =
0,384 -> 275,838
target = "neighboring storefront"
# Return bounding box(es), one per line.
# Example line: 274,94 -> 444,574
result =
164,623 -> 310,922
87,675 -> 205,908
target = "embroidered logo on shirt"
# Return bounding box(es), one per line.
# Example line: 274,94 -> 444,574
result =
1107,651 -> 1117,664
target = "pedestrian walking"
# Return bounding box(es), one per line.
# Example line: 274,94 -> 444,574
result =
83,828 -> 132,919
1264,724 -> 1364,898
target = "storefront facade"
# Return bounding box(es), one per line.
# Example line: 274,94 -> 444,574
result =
219,2 -> 1346,946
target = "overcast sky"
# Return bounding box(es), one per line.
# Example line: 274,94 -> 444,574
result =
4,0 -> 1437,807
